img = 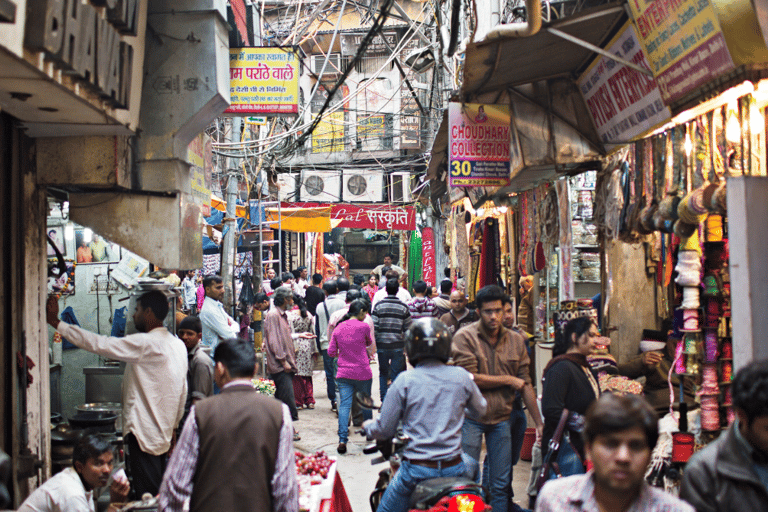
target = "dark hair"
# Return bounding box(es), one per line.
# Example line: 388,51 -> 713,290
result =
203,275 -> 222,290
178,315 -> 202,334
292,269 -> 301,279
323,280 -> 338,295
413,280 -> 427,294
138,291 -> 169,321
353,274 -> 365,285
273,287 -> 293,307
73,434 -> 113,467
369,274 -> 379,283
270,277 -> 282,290
281,272 -> 293,283
444,267 -> 451,278
584,394 -> 659,449
385,277 -> 399,295
341,299 -> 370,324
294,294 -> 308,318
501,295 -> 513,308
474,285 -> 506,309
385,253 -> 395,260
554,317 -> 593,357
732,359 -> 768,425
312,273 -> 323,284
337,277 -> 350,292
440,279 -> 453,294
213,338 -> 256,378
255,292 -> 269,304
385,269 -> 399,280
297,266 -> 307,272
346,289 -> 362,303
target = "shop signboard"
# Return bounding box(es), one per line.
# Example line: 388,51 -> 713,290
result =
421,227 -> 436,286
628,0 -> 734,105
285,202 -> 416,230
188,133 -> 213,216
226,47 -> 299,114
312,111 -> 346,153
448,102 -> 511,187
578,22 -> 672,144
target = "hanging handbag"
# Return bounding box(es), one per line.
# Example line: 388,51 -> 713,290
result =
535,408 -> 571,492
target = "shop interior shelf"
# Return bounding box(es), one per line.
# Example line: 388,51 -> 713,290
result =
575,280 -> 601,284
574,244 -> 599,248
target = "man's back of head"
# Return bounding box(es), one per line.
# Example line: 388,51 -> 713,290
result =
346,289 -> 362,304
413,280 -> 427,296
323,280 -> 338,296
440,279 -> 453,296
312,273 -> 323,285
385,278 -> 399,296
213,338 -> 256,383
385,269 -> 399,281
281,272 -> 293,283
337,277 -> 350,292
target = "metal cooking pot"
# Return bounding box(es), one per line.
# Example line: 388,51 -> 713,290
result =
77,403 -> 123,433
69,412 -> 118,433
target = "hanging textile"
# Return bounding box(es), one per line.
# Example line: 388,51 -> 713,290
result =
478,218 -> 501,289
556,180 -> 574,300
455,209 -> 470,285
422,227 -> 437,287
312,233 -> 325,276
469,253 -> 481,303
238,272 -> 255,310
203,253 -> 253,278
408,230 -> 423,290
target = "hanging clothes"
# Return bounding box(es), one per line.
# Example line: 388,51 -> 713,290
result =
408,230 -> 423,289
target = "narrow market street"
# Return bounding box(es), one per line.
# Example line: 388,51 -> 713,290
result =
296,368 -> 532,512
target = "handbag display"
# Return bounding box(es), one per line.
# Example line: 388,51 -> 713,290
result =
535,408 -> 581,492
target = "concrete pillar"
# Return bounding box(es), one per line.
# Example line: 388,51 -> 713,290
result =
727,176 -> 768,372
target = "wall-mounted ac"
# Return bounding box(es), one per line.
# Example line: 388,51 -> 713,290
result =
311,54 -> 344,76
388,172 -> 413,203
300,170 -> 342,203
275,173 -> 299,202
342,171 -> 385,203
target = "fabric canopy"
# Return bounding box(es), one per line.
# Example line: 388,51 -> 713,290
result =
210,195 -> 248,218
265,206 -> 340,233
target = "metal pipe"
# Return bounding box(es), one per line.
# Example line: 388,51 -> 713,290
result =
484,0 -> 542,40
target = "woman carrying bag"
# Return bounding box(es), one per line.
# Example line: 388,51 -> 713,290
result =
537,317 -> 601,490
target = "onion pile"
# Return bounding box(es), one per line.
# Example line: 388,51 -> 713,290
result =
295,450 -> 333,479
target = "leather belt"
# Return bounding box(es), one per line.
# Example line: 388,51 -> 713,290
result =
404,455 -> 463,469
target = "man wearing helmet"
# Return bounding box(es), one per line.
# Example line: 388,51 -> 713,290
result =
363,318 -> 487,512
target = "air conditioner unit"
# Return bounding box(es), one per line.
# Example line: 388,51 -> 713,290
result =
388,172 -> 413,203
275,173 -> 299,202
300,170 -> 342,203
343,171 -> 385,203
311,54 -> 343,76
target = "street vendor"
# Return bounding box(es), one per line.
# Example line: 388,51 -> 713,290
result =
371,254 -> 405,289
18,434 -> 130,512
46,292 -> 187,499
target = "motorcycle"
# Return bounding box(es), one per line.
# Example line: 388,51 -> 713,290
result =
355,392 -> 490,512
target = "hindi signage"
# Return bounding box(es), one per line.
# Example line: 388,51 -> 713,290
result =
627,0 -> 734,104
286,203 -> 416,230
421,227 -> 436,286
448,102 -> 511,187
226,47 -> 299,114
578,23 -> 672,144
188,133 -> 213,216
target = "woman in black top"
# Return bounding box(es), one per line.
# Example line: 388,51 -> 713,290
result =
541,317 -> 601,475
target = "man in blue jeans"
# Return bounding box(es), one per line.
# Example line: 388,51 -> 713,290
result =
316,280 -> 346,411
371,278 -> 412,401
452,285 -> 544,512
364,318 -> 487,512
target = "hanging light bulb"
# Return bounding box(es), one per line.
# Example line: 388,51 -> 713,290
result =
83,228 -> 93,244
725,101 -> 741,144
64,223 -> 74,241
684,131 -> 693,156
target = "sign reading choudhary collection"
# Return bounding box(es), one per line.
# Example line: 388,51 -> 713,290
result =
448,102 -> 511,187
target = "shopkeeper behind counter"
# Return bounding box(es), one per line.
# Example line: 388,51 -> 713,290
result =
46,292 -> 188,499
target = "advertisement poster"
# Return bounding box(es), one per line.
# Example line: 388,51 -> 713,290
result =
312,111 -> 346,153
448,102 -> 511,187
421,227 -> 436,286
188,133 -> 213,216
226,47 -> 299,114
628,0 -> 734,104
578,22 -> 672,144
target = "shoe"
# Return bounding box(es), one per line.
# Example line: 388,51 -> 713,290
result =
337,443 -> 347,454
293,431 -> 301,442
352,421 -> 363,427
307,403 -> 315,409
331,402 -> 337,412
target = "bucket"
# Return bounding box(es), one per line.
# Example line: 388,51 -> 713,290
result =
520,428 -> 536,461
672,432 -> 695,463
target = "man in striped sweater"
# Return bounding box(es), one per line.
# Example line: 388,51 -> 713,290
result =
372,278 -> 412,401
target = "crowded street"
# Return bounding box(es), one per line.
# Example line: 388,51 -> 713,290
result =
2,0 -> 768,511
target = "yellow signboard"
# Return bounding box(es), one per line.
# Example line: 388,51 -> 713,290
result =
312,112 -> 346,153
226,47 -> 299,114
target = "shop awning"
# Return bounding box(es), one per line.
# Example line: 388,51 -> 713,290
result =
210,195 -> 248,218
265,206 -> 339,233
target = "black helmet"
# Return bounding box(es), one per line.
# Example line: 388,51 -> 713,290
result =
405,318 -> 452,365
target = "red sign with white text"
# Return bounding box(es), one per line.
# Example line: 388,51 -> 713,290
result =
284,203 -> 416,231
422,227 -> 436,287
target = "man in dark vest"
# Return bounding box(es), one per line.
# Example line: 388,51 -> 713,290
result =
157,338 -> 298,512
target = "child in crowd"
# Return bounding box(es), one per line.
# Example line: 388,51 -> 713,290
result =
290,294 -> 318,409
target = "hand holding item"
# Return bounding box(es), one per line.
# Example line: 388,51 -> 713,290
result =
299,332 -> 316,339
642,351 -> 663,368
109,468 -> 130,504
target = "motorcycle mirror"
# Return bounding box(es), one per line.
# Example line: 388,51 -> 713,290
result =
354,391 -> 379,410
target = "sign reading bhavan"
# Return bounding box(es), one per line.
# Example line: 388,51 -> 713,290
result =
448,103 -> 511,187
227,47 -> 299,114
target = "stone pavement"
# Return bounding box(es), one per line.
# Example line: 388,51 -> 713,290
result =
292,368 -> 533,512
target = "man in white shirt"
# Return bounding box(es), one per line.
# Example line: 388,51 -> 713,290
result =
46,292 -> 187,499
371,254 -> 406,289
19,435 -> 130,512
181,270 -> 197,314
292,266 -> 309,298
372,270 -> 411,307
198,275 -> 239,350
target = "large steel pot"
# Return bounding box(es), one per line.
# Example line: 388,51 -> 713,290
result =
77,403 -> 123,433
69,412 -> 117,433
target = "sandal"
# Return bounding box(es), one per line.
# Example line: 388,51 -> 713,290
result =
307,403 -> 315,409
293,431 -> 301,442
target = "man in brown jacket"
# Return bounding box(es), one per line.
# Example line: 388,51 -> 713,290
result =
452,285 -> 543,512
157,338 -> 298,512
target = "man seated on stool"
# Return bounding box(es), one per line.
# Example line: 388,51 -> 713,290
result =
18,434 -> 130,512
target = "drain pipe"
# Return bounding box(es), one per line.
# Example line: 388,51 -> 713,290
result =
484,0 -> 542,40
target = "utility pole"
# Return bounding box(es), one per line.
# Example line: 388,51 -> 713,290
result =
221,117 -> 238,313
